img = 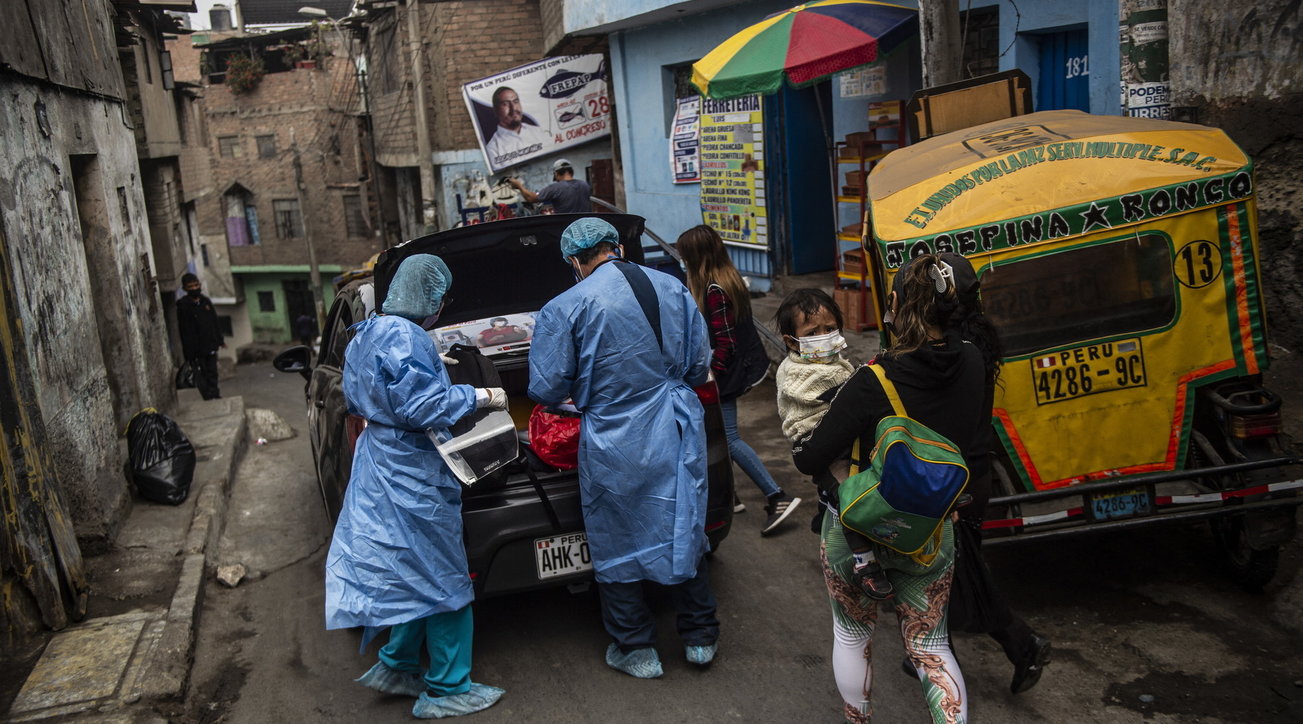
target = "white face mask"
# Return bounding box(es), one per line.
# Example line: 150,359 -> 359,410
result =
795,330 -> 846,362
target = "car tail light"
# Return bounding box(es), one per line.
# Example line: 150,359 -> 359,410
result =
695,380 -> 720,406
346,414 -> 367,455
1230,411 -> 1281,439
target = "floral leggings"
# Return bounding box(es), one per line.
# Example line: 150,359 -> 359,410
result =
821,508 -> 967,724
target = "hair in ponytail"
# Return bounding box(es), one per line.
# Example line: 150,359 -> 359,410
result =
882,254 -> 956,359
936,252 -> 1003,384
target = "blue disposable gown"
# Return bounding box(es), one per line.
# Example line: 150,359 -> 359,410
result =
325,315 -> 479,630
528,261 -> 712,585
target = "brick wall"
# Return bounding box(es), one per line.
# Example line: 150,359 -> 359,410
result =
167,33 -> 205,84
429,0 -> 545,152
197,60 -> 382,270
366,10 -> 420,165
539,0 -> 565,54
363,1 -> 546,162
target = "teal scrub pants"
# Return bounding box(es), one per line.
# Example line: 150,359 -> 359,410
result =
378,605 -> 473,696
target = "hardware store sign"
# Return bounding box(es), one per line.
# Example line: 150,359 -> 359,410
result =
698,95 -> 768,249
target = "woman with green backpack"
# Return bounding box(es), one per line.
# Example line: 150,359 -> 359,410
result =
793,254 -> 985,724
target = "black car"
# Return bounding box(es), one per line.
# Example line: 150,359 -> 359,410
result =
276,214 -> 734,597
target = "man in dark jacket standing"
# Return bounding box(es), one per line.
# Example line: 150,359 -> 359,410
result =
177,273 -> 224,400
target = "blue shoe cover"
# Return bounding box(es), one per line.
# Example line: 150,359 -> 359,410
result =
412,684 -> 504,719
685,642 -> 718,666
356,662 -> 425,697
605,644 -> 663,679
468,682 -> 505,699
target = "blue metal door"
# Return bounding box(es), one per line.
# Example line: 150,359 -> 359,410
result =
772,82 -> 835,275
1038,29 -> 1090,112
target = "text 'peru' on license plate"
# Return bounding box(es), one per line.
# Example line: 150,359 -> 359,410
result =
1032,338 -> 1147,405
1087,487 -> 1152,521
535,532 -> 592,580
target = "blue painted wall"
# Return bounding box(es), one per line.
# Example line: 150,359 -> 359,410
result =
602,0 -> 1121,286
972,0 -> 1120,115
433,140 -> 610,229
609,0 -> 798,252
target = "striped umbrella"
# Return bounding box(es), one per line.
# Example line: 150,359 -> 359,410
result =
691,1 -> 918,99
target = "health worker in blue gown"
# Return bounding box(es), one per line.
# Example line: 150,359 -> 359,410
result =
528,217 -> 721,679
324,254 -> 508,720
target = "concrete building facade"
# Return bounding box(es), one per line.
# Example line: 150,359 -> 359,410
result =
1168,0 -> 1303,353
1,0 -> 192,647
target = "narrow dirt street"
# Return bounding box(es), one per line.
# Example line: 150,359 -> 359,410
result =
172,357 -> 1303,723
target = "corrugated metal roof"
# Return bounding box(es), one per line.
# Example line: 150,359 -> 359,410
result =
193,25 -> 312,48
240,0 -> 354,25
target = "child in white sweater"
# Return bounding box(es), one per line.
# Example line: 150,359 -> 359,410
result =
775,289 -> 893,599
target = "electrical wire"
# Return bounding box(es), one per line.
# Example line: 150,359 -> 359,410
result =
999,0 -> 1022,59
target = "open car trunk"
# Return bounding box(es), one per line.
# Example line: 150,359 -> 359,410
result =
373,213 -> 648,330
370,214 -> 731,594
373,212 -> 649,482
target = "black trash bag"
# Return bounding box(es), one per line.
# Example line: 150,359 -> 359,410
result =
948,518 -> 1007,634
126,410 -> 196,505
175,361 -> 196,390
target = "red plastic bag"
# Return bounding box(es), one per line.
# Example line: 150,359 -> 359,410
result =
528,404 -> 581,470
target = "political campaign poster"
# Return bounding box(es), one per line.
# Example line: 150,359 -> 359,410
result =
698,95 -> 768,249
463,55 -> 611,174
1120,0 -> 1170,119
670,96 -> 702,184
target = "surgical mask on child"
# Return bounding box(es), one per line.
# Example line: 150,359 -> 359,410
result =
795,330 -> 846,362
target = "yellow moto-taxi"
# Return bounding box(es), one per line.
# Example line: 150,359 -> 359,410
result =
867,110 -> 1301,588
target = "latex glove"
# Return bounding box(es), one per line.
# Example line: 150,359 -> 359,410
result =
440,353 -> 459,366
477,387 -> 508,410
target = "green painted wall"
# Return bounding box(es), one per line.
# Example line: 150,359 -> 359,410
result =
239,272 -> 338,343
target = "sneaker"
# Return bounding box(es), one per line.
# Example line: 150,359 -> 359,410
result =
854,563 -> 895,600
733,494 -> 746,514
761,494 -> 802,536
1010,635 -> 1051,694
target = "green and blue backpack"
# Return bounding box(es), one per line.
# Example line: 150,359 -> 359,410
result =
840,364 -> 970,564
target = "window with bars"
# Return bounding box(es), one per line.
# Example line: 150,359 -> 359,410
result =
343,194 -> 367,237
961,7 -> 1001,79
272,199 -> 303,239
218,136 -> 243,158
256,134 -> 277,158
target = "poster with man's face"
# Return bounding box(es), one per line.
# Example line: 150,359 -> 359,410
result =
462,55 -> 611,174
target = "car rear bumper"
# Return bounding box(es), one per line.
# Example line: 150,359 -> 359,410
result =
982,456 -> 1303,546
463,446 -> 734,598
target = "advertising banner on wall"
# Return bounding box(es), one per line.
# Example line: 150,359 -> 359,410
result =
1119,0 -> 1170,119
670,96 -> 702,184
698,95 -> 768,249
463,55 -> 611,174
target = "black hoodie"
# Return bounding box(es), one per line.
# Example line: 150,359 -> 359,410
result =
792,331 -> 989,483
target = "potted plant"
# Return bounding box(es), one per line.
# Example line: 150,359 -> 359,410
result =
226,54 -> 265,94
